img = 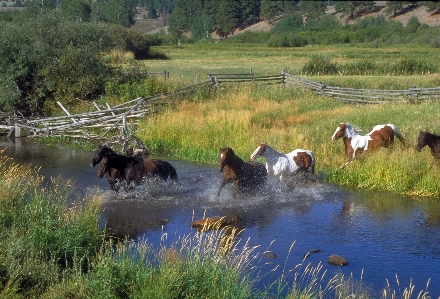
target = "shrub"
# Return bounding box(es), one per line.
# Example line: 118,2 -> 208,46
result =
302,55 -> 337,75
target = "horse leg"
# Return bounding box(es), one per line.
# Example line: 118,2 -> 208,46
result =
217,181 -> 228,197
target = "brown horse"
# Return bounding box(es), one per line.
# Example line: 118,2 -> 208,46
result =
331,122 -> 406,168
217,147 -> 267,197
416,130 -> 440,167
91,145 -> 178,192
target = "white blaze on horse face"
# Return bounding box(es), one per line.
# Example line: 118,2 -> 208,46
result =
331,126 -> 344,140
250,146 -> 262,160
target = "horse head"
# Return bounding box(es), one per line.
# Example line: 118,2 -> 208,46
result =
331,123 -> 348,141
416,130 -> 428,152
97,155 -> 109,178
219,147 -> 234,172
90,144 -> 115,167
250,142 -> 267,160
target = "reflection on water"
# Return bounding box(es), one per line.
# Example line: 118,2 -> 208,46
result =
1,137 -> 440,298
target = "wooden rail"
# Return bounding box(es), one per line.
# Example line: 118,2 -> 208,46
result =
282,71 -> 440,104
3,70 -> 440,141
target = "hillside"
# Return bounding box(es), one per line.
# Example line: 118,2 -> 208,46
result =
133,1 -> 440,36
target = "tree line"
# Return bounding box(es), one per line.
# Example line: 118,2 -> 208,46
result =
161,1 -> 440,41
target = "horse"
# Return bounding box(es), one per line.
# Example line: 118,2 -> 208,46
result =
416,130 -> 440,167
217,147 -> 267,197
250,142 -> 315,181
331,122 -> 406,168
91,145 -> 178,192
92,147 -> 148,191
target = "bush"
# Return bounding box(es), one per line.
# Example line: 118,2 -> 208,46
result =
302,55 -> 337,75
271,13 -> 303,34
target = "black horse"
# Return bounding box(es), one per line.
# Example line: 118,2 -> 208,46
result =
416,130 -> 440,167
217,147 -> 267,197
91,145 -> 178,192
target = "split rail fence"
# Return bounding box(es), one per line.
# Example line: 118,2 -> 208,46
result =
2,70 -> 440,141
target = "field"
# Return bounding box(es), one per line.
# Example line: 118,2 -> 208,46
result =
135,43 -> 440,197
146,43 -> 440,88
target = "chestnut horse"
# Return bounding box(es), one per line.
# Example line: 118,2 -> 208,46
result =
416,130 -> 440,167
91,145 -> 177,192
331,122 -> 406,168
217,147 -> 267,197
250,142 -> 315,181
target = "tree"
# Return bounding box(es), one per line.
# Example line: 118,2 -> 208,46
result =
260,0 -> 283,21
335,1 -> 376,21
298,0 -> 326,22
425,1 -> 440,15
239,0 -> 260,28
101,0 -> 135,27
216,0 -> 240,37
405,15 -> 420,33
61,0 -> 92,22
191,15 -> 213,41
168,6 -> 188,46
384,1 -> 405,17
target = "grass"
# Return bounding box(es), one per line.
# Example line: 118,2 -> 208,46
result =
145,43 -> 440,86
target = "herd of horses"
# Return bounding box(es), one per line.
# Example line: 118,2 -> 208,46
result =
90,123 -> 440,195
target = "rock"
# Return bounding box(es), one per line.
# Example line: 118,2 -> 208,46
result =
328,254 -> 349,266
263,251 -> 277,259
190,214 -> 242,230
303,249 -> 322,259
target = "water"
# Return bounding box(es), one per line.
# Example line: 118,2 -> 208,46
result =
1,137 -> 440,298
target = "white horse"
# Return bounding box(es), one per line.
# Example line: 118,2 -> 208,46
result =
331,122 -> 406,168
250,142 -> 315,181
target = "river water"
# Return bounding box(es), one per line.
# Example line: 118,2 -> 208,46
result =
1,137 -> 440,298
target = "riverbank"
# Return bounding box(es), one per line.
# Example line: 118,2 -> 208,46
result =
135,84 -> 440,198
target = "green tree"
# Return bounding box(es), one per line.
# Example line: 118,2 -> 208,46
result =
61,0 -> 92,22
335,1 -> 376,21
385,1 -> 405,17
216,0 -> 240,37
168,6 -> 188,45
298,0 -> 326,22
426,1 -> 440,14
239,0 -> 260,28
101,0 -> 135,27
406,15 -> 420,33
191,15 -> 213,41
0,12 -> 114,113
260,0 -> 283,21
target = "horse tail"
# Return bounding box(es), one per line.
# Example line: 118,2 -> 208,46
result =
390,124 -> 407,147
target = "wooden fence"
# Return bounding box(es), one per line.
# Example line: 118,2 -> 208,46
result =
282,71 -> 440,104
208,72 -> 285,86
3,70 -> 440,141
1,80 -> 211,140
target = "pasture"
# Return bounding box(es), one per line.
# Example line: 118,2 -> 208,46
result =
136,43 -> 440,197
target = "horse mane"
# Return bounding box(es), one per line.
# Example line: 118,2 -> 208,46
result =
344,123 -> 363,134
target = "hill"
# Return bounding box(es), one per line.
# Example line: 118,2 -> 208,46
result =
133,1 -> 440,36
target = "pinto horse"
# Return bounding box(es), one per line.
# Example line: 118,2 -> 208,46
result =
91,145 -> 178,192
217,147 -> 267,197
331,122 -> 406,168
416,130 -> 440,167
250,142 -> 315,181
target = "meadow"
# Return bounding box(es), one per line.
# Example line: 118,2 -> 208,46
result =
135,43 -> 440,198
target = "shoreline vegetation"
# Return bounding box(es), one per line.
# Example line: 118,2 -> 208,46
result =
0,152 -> 434,298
